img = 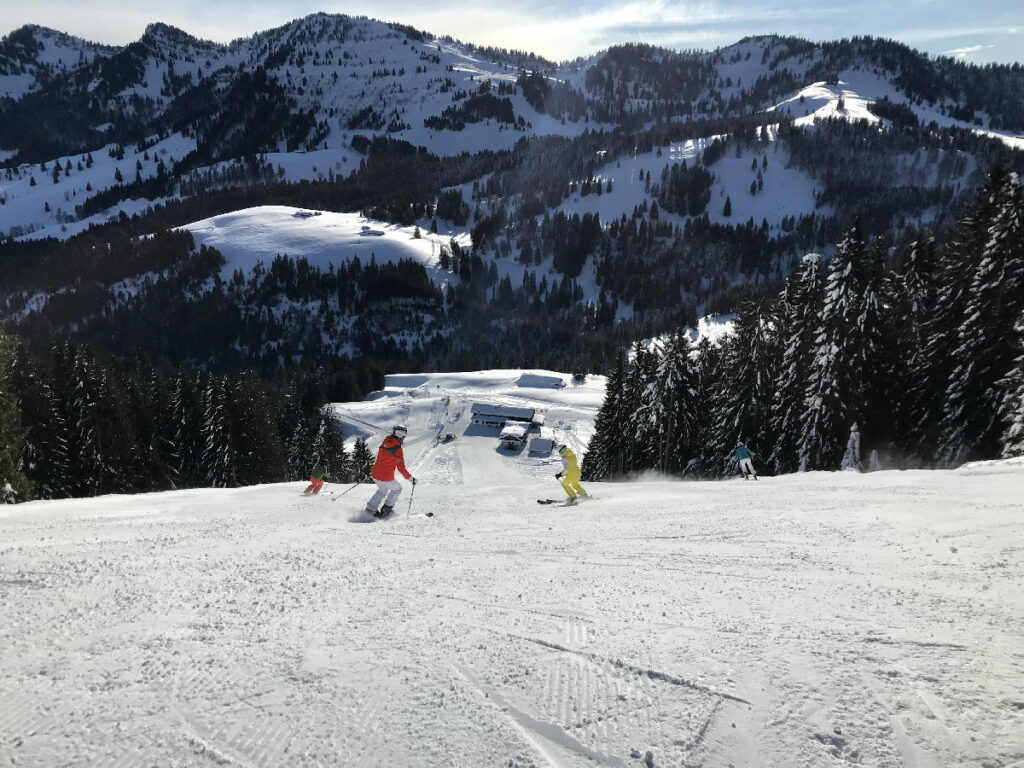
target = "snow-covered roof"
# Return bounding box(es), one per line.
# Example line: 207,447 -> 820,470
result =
471,403 -> 535,421
516,373 -> 565,389
499,423 -> 529,439
529,437 -> 554,453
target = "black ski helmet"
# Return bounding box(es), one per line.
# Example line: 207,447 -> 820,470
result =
392,425 -> 408,438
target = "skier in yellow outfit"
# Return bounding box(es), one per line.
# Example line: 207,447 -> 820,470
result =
555,444 -> 588,505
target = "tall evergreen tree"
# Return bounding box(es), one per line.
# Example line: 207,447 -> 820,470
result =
9,343 -> 69,499
644,332 -> 700,474
690,335 -> 724,475
0,331 -> 30,503
310,407 -> 350,482
939,169 -> 1024,464
894,237 -> 940,462
230,372 -> 287,485
797,221 -> 868,471
1000,315 -> 1024,458
626,343 -> 660,472
52,343 -> 106,496
915,170 -> 1008,463
170,370 -> 202,488
854,238 -> 901,465
770,254 -> 824,474
351,437 -> 373,481
201,374 -> 236,488
582,351 -> 628,480
286,415 -> 314,480
709,298 -> 780,474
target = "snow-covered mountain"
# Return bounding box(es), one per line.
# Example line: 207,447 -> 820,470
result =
1,15 -> 1022,387
0,17 -> 1020,250
0,24 -> 116,99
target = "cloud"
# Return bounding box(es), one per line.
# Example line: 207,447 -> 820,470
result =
898,23 -> 1023,43
943,43 -> 995,57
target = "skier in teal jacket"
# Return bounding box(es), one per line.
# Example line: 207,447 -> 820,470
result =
733,442 -> 758,480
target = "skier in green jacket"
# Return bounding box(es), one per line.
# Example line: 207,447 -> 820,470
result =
304,464 -> 330,495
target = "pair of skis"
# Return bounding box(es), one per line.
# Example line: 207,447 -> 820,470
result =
371,510 -> 433,519
536,497 -> 593,507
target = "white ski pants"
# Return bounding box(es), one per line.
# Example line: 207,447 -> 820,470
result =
739,458 -> 756,476
366,479 -> 402,511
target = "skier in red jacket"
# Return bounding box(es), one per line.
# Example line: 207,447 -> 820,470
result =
364,425 -> 416,517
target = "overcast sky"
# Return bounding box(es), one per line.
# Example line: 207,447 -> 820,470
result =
1,0 -> 1021,64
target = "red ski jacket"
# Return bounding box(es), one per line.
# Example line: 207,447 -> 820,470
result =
371,435 -> 412,481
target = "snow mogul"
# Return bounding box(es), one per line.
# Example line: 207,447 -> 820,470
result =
555,444 -> 588,505
364,425 -> 417,517
733,442 -> 758,480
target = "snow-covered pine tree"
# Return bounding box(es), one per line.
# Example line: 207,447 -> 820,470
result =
854,238 -> 902,465
138,366 -> 178,490
351,437 -> 373,481
201,374 -> 236,487
708,298 -> 780,475
93,356 -> 138,494
582,350 -> 628,480
626,342 -> 660,473
170,370 -> 201,488
770,254 -> 824,474
0,331 -> 30,503
914,170 -> 1007,463
939,169 -> 1024,465
892,237 -> 940,462
9,342 -> 69,499
689,335 -> 724,475
900,237 -> 939,346
646,332 -> 700,474
1001,314 -> 1024,458
229,372 -> 287,485
797,221 -> 868,471
286,415 -> 314,480
310,406 -> 350,482
51,343 -> 104,497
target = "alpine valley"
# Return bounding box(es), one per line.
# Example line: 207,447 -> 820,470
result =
0,14 -> 1023,500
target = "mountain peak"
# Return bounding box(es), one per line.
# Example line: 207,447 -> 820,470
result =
141,22 -> 219,52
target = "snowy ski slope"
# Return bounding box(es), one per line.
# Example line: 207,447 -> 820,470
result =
1,370 -> 1023,767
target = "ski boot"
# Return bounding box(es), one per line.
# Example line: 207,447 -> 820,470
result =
377,504 -> 395,518
565,497 -> 577,506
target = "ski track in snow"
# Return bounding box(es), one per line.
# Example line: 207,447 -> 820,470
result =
2,373 -> 1023,767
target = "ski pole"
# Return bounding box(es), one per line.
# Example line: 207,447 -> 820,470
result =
330,474 -> 368,502
406,480 -> 417,517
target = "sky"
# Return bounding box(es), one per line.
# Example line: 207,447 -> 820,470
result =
1,0 -> 1021,64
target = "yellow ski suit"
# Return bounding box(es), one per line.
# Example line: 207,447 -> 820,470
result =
557,446 -> 587,500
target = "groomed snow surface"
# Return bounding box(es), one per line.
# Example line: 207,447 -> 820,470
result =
2,371 -> 1023,768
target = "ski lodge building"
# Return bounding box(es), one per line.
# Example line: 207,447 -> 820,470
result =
499,422 -> 530,449
470,403 -> 544,429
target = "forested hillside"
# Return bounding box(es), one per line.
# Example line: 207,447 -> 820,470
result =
2,14 -> 1023,501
